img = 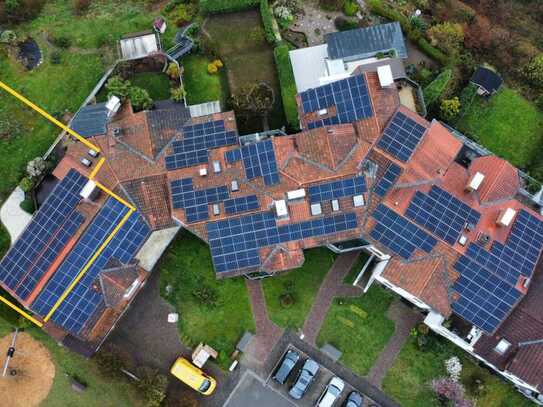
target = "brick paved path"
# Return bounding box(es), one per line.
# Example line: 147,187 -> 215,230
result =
367,299 -> 424,387
302,251 -> 362,345
244,279 -> 284,370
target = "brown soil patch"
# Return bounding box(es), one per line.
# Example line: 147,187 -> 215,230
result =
0,332 -> 55,407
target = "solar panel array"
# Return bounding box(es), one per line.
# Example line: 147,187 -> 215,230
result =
239,140 -> 280,185
308,176 -> 366,203
32,198 -> 150,334
452,209 -> 543,332
299,75 -> 373,129
405,186 -> 481,245
207,212 -> 358,273
225,148 -> 242,164
0,170 -> 87,300
170,177 -> 229,223
165,120 -> 238,170
370,204 -> 437,259
453,254 -> 522,333
374,163 -> 401,197
224,195 -> 259,215
377,111 -> 427,162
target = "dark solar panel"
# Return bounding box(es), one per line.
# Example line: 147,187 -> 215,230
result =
170,177 -> 229,223
0,169 -> 86,300
299,75 -> 373,128
374,163 -> 401,197
224,195 -> 259,215
225,148 -> 242,163
377,111 -> 427,162
239,140 -> 280,186
70,103 -> 109,138
370,204 -> 437,259
207,212 -> 358,273
405,186 -> 481,245
165,120 -> 238,170
308,176 -> 366,203
452,254 -> 521,333
31,198 -> 150,334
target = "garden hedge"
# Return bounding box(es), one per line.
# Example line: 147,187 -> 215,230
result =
366,0 -> 449,66
260,0 -> 277,45
200,0 -> 260,14
274,43 -> 299,130
423,68 -> 453,107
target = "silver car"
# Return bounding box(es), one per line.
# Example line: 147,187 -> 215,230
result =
316,377 -> 345,407
289,358 -> 319,399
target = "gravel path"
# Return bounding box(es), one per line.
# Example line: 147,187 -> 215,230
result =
366,299 -> 424,387
302,251 -> 362,345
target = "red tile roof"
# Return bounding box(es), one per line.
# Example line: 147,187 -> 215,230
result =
469,155 -> 520,205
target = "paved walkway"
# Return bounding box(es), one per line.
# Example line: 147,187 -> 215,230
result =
0,186 -> 31,244
244,279 -> 284,372
291,1 -> 342,45
302,251 -> 362,345
367,299 -> 424,387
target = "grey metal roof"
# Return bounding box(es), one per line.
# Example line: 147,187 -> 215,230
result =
71,103 -> 109,138
470,67 -> 503,94
325,22 -> 407,61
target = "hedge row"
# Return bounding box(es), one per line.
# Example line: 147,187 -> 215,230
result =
366,0 -> 449,66
260,0 -> 277,45
423,68 -> 453,107
199,0 -> 260,14
274,43 -> 299,130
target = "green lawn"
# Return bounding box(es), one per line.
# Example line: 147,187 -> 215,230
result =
204,9 -> 286,133
130,72 -> 171,101
159,230 -> 255,369
343,252 -> 369,285
0,319 -> 143,407
182,54 -> 228,106
262,248 -> 336,329
456,87 -> 543,169
382,335 -> 533,407
316,285 -> 395,376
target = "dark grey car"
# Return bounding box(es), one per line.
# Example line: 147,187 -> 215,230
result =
344,391 -> 364,407
288,358 -> 319,399
273,349 -> 300,385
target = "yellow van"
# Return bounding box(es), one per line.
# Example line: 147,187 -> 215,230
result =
170,357 -> 217,395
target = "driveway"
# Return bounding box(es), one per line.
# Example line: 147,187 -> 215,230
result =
106,269 -> 241,406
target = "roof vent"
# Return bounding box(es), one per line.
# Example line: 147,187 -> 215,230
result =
377,65 -> 394,87
80,180 -> 99,200
318,108 -> 328,116
231,180 -> 239,192
458,235 -> 468,246
287,189 -> 306,201
497,208 -> 516,227
212,204 -> 220,216
112,127 -> 121,136
274,200 -> 288,218
353,195 -> 365,207
477,233 -> 491,246
464,222 -> 475,232
466,172 -> 485,192
80,157 -> 92,167
331,199 -> 340,212
199,167 -> 208,177
105,96 -> 121,117
88,149 -> 99,158
212,161 -> 221,173
522,277 -> 531,289
310,203 -> 322,216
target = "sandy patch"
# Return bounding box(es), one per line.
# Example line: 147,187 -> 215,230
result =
0,332 -> 55,407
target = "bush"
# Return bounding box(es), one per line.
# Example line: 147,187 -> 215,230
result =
129,87 -> 153,111
95,347 -> 125,378
0,30 -> 17,44
427,22 -> 464,56
170,86 -> 186,102
523,54 -> 543,89
423,68 -> 453,107
73,0 -> 91,15
20,198 -> 35,214
192,285 -> 218,307
334,16 -> 358,31
50,35 -> 72,49
199,0 -> 259,14
19,177 -> 34,193
106,76 -> 131,101
166,62 -> 180,79
273,43 -> 299,130
343,0 -> 358,16
175,3 -> 196,27
440,97 -> 461,122
136,367 -> 168,407
0,0 -> 46,24
50,51 -> 61,64
261,0 -> 277,45
207,62 -> 218,74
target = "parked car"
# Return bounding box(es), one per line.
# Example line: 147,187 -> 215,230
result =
289,358 -> 319,399
169,357 -> 216,396
344,391 -> 364,407
273,349 -> 300,384
316,377 -> 345,407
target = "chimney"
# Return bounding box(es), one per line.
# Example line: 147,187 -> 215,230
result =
497,208 -> 516,227
466,172 -> 485,192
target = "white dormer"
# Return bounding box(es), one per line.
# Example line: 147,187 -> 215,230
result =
497,208 -> 516,227
466,172 -> 485,192
274,200 -> 288,218
80,180 -> 98,200
287,189 -> 306,201
105,96 -> 121,117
